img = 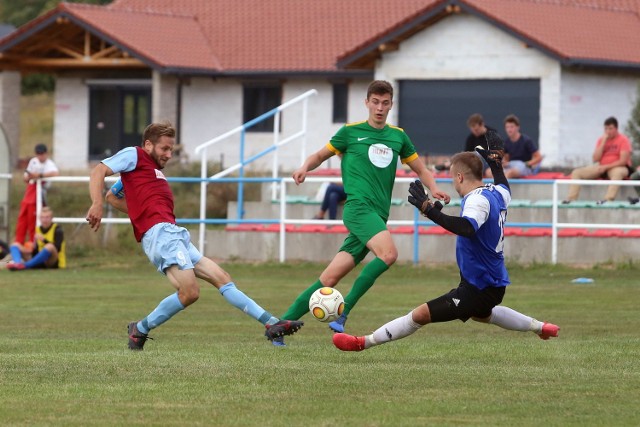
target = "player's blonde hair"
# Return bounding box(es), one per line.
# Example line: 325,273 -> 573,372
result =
451,152 -> 483,181
141,122 -> 176,146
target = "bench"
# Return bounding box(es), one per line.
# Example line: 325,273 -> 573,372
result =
225,224 -> 635,237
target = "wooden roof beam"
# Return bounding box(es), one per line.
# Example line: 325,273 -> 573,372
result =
91,45 -> 120,59
54,43 -> 84,59
84,31 -> 91,57
8,57 -> 147,68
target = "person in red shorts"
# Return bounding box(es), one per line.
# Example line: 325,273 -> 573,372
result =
563,117 -> 631,204
13,144 -> 59,245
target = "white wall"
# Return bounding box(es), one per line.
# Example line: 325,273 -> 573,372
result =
54,77 -> 89,171
45,11 -> 640,172
180,78 -> 366,173
377,13 -> 563,165
0,71 -> 21,167
559,69 -> 638,167
52,75 -> 370,173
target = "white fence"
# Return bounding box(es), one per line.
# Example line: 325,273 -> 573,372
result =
0,175 -> 631,264
194,89 -> 317,253
551,179 -> 640,263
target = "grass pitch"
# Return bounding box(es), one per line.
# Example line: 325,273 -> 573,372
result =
1,253 -> 638,426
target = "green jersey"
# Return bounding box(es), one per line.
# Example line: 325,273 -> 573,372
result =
327,120 -> 418,219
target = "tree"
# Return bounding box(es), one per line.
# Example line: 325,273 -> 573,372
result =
625,81 -> 640,166
0,0 -> 112,27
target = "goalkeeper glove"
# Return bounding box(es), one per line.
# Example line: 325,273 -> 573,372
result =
475,129 -> 505,165
408,180 -> 443,216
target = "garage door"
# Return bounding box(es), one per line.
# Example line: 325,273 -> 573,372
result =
398,79 -> 540,156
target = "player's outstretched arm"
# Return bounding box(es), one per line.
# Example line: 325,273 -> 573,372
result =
292,146 -> 334,185
407,157 -> 451,204
475,129 -> 509,191
407,180 -> 475,237
86,163 -> 114,231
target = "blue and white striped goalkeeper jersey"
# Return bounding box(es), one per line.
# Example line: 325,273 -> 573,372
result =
456,183 -> 511,290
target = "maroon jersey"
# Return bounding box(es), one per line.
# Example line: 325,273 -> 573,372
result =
121,147 -> 176,241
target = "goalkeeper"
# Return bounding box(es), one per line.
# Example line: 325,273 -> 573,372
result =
333,136 -> 560,352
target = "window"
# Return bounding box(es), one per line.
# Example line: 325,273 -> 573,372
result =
243,83 -> 282,132
89,86 -> 151,160
332,82 -> 348,123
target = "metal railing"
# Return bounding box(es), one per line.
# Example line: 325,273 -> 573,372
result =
4,174 -> 637,264
551,179 -> 640,263
193,89 -> 317,253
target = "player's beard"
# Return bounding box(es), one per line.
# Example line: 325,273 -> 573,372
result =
150,150 -> 167,169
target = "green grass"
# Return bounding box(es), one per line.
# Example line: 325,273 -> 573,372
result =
1,256 -> 639,426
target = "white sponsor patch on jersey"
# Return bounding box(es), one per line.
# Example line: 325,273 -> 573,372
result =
155,169 -> 167,180
368,143 -> 393,168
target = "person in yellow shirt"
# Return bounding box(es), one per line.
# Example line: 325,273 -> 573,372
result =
7,207 -> 65,270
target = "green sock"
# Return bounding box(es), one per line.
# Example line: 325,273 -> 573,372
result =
343,257 -> 389,316
281,280 -> 324,320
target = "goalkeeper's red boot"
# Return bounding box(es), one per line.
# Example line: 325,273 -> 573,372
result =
333,333 -> 366,351
538,322 -> 560,340
264,320 -> 304,341
127,321 -> 150,351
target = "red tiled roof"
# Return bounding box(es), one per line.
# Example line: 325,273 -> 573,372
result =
465,0 -> 640,65
63,3 -> 222,72
107,0 -> 436,72
2,0 -> 640,73
340,0 -> 640,67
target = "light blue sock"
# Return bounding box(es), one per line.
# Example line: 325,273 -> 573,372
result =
219,282 -> 276,325
9,245 -> 23,263
137,292 -> 185,334
24,248 -> 51,269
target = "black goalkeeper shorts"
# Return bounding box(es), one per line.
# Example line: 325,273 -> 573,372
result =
427,281 -> 505,323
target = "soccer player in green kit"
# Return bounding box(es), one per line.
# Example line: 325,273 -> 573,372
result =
273,80 -> 451,346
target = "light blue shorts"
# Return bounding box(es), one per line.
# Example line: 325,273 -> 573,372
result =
505,160 -> 533,177
141,223 -> 203,274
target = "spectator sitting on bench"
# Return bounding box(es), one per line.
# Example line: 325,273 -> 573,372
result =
486,114 -> 542,179
313,182 -> 347,220
7,207 -> 66,271
563,116 -> 631,205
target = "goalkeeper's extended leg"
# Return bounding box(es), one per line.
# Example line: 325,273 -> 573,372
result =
480,306 -> 559,339
333,310 -> 422,352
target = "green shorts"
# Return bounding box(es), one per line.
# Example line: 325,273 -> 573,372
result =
339,201 -> 388,265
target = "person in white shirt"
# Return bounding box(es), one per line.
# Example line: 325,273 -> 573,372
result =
13,144 -> 59,245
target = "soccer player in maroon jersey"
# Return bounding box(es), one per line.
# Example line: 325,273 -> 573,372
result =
86,122 -> 302,350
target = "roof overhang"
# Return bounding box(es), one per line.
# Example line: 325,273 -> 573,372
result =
337,0 -> 640,72
0,4 -> 222,74
0,10 -> 146,73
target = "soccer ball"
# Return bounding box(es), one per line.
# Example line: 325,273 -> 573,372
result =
309,287 -> 344,322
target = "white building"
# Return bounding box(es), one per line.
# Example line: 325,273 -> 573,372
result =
1,0 -> 640,171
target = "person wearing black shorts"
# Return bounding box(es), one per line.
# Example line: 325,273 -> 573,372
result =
333,144 -> 560,352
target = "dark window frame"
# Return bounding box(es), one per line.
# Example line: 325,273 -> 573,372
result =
88,85 -> 152,160
242,82 -> 283,132
332,82 -> 348,123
